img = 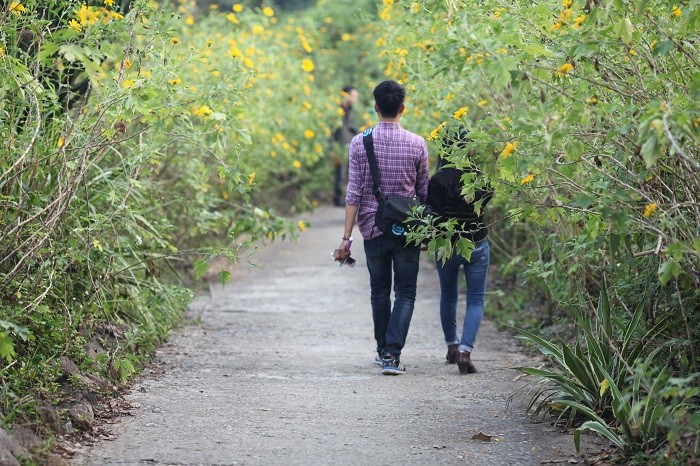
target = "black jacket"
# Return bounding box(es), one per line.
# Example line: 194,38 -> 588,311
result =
427,165 -> 493,243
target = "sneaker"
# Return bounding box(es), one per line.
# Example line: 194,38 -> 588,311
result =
381,356 -> 406,375
373,355 -> 383,366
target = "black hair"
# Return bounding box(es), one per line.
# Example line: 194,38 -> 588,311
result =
373,80 -> 405,118
342,85 -> 357,94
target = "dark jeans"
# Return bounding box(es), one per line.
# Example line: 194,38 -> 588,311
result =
364,234 -> 421,358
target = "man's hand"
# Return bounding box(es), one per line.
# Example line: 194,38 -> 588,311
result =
334,239 -> 351,261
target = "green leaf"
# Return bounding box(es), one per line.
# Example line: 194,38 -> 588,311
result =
658,259 -> 681,285
597,282 -> 612,338
218,270 -> 232,286
613,17 -> 634,44
577,421 -> 625,447
0,332 -> 16,363
640,135 -> 659,168
522,44 -> 554,58
193,260 -> 208,280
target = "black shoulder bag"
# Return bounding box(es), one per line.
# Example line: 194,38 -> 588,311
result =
362,128 -> 421,238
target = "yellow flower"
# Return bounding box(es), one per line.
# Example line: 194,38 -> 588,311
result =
248,172 -> 256,186
205,39 -> 213,47
478,99 -> 488,106
672,7 -> 682,17
693,117 -> 699,128
243,57 -> 254,68
301,58 -> 315,73
92,239 -> 103,252
586,96 -> 598,105
554,63 -> 574,77
520,174 -> 535,185
192,105 -> 213,117
57,136 -> 65,149
452,106 -> 469,119
124,58 -> 132,69
341,33 -> 352,41
379,6 -> 392,21
226,13 -> 239,24
573,15 -> 586,29
0,46 -> 4,58
263,6 -> 274,17
324,16 -> 333,23
427,122 -> 446,141
9,2 -> 26,14
552,22 -> 562,31
643,202 -> 658,218
233,4 -> 243,12
251,24 -> 265,35
304,129 -> 315,139
411,2 -> 419,14
170,37 -> 181,45
563,0 -> 573,7
122,79 -> 135,89
140,69 -> 151,78
168,77 -> 181,85
292,160 -> 302,169
500,141 -> 519,158
68,19 -> 83,32
297,220 -> 306,232
104,0 -> 114,6
185,16 -> 194,25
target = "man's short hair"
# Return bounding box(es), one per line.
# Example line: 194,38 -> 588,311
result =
342,85 -> 357,94
373,80 -> 405,118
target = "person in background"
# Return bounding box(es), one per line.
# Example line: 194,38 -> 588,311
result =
331,85 -> 359,207
335,80 -> 429,375
427,127 -> 493,374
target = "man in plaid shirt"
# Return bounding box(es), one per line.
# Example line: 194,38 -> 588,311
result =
336,80 -> 429,375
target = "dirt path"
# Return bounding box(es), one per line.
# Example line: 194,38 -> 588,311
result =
72,206 -> 602,465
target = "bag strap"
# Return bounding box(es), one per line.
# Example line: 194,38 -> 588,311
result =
362,128 -> 383,201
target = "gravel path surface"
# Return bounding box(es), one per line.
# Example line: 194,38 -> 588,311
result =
72,206 -> 602,465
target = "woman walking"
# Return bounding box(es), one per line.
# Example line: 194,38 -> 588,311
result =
427,128 -> 493,374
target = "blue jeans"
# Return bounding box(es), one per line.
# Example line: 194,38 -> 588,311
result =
435,240 -> 490,353
364,234 -> 421,359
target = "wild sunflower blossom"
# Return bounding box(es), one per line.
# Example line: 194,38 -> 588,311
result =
500,141 -> 519,158
292,160 -> 302,169
9,2 -> 26,14
427,122 -> 446,141
297,220 -> 306,232
301,58 -> 315,73
304,129 -> 315,139
262,6 -> 274,17
520,174 -> 535,185
643,202 -> 658,218
554,63 -> 574,77
192,105 -> 213,118
452,107 -> 469,119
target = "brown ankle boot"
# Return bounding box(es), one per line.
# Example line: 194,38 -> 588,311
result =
457,351 -> 477,374
446,344 -> 458,364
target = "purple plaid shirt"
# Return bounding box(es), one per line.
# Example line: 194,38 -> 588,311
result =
345,122 -> 429,240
